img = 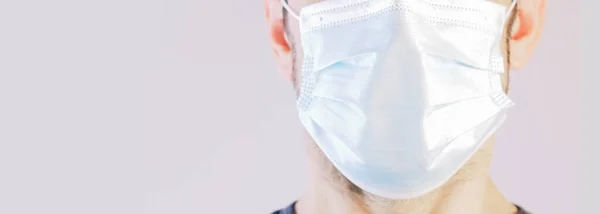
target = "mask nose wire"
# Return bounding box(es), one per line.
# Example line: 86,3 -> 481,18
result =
281,0 -> 300,20
282,0 -> 516,21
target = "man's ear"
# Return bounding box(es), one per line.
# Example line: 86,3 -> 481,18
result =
509,0 -> 546,69
264,0 -> 294,82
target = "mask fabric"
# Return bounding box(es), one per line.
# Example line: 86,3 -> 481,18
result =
282,0 -> 518,199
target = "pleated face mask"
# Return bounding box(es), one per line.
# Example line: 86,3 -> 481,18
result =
282,0 -> 518,199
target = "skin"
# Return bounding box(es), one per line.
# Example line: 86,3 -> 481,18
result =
264,0 -> 546,213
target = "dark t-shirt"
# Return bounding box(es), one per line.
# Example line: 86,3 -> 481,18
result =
271,201 -> 531,214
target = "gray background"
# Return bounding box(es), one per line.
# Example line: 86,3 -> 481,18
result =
0,0 -> 583,214
581,0 -> 597,213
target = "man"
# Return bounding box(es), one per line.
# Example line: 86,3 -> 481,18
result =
264,0 -> 545,213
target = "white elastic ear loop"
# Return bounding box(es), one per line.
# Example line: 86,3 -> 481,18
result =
281,0 -> 300,20
506,0 -> 518,17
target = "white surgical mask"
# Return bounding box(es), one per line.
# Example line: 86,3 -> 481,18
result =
282,0 -> 518,199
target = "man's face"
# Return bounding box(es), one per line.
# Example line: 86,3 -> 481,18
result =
284,0 -> 517,93
264,0 -> 545,199
266,0 -> 545,91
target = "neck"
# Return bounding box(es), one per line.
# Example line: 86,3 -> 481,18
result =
296,139 -> 518,214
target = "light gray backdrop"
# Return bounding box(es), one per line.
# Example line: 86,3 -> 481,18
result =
0,1 -> 581,214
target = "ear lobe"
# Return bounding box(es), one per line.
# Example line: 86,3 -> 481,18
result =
508,0 -> 546,70
264,0 -> 294,82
